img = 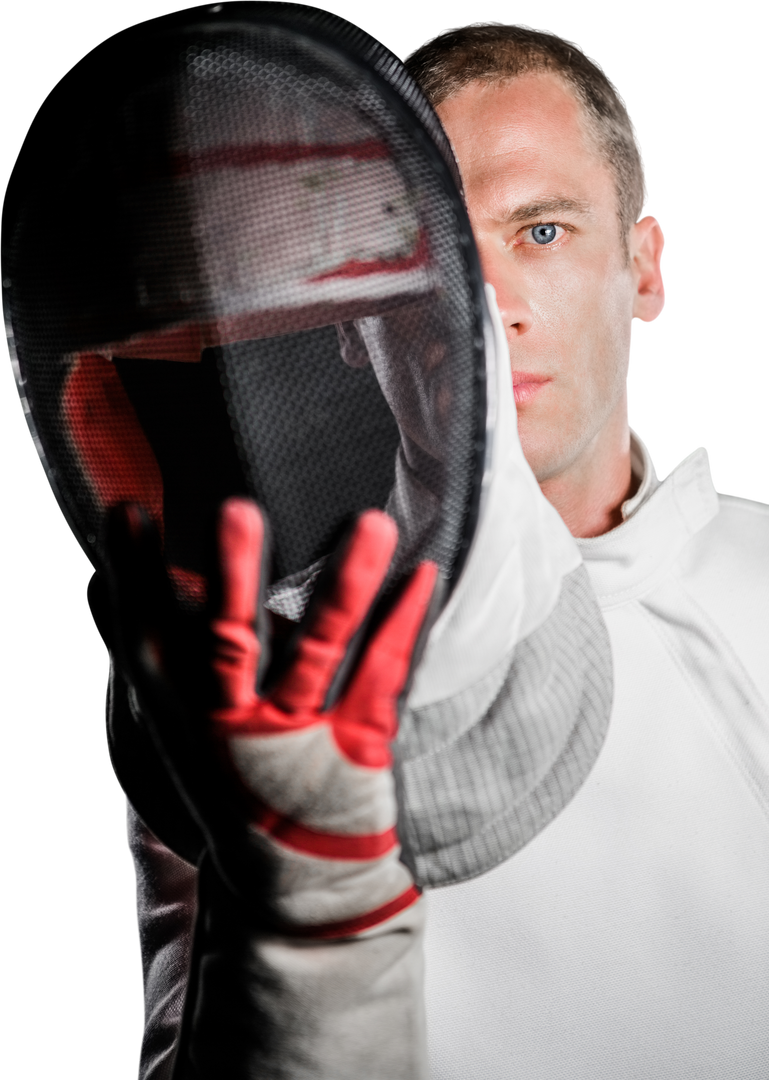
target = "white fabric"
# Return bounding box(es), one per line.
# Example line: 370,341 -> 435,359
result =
408,285 -> 579,710
621,431 -> 659,520
425,440 -> 769,1078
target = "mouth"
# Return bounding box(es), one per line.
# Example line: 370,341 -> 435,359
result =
511,371 -> 550,406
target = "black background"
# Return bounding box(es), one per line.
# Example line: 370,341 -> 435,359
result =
4,6 -> 764,1071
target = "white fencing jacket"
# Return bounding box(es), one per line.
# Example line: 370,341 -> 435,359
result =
426,435 -> 769,1079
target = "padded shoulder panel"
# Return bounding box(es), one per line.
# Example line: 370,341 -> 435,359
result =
398,563 -> 613,888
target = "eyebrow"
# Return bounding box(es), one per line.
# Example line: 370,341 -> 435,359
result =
497,197 -> 593,225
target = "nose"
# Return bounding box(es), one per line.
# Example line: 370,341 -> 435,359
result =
476,242 -> 533,339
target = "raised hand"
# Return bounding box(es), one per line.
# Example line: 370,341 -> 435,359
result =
104,497 -> 436,937
208,500 -> 437,934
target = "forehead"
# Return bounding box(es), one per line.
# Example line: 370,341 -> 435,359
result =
437,72 -> 615,220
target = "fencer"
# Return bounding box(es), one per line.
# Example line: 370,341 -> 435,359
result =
8,9 -> 768,1080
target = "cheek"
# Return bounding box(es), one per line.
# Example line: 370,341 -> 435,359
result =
524,255 -> 596,345
594,266 -> 635,383
528,253 -> 633,385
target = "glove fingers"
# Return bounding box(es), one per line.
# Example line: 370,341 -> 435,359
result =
369,558 -> 438,685
271,510 -> 397,713
331,561 -> 437,768
216,499 -> 264,623
211,498 -> 265,710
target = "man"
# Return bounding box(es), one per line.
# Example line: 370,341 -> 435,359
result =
404,25 -> 769,1078
4,10 -> 764,1080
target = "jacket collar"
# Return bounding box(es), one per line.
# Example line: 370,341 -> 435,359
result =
577,434 -> 719,608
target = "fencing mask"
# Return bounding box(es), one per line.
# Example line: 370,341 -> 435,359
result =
2,1 -> 489,627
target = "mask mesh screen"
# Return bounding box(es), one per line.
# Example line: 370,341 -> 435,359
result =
4,8 -> 485,614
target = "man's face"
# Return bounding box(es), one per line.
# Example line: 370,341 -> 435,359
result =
437,73 -> 639,483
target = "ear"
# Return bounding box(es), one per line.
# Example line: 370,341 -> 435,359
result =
630,216 -> 665,322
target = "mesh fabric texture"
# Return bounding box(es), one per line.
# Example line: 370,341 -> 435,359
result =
3,2 -> 487,612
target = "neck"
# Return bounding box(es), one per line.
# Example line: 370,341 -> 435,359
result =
538,407 -> 635,538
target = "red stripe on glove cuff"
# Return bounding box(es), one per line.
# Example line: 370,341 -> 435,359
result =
289,884 -> 422,939
253,803 -> 400,860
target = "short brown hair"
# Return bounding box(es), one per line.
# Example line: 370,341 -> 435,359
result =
405,24 -> 645,241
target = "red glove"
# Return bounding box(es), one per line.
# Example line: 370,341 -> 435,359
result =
209,500 -> 437,935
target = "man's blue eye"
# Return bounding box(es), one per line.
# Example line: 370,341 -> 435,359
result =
532,224 -> 557,244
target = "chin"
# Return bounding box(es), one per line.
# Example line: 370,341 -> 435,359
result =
518,418 -> 592,485
516,416 -> 557,480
